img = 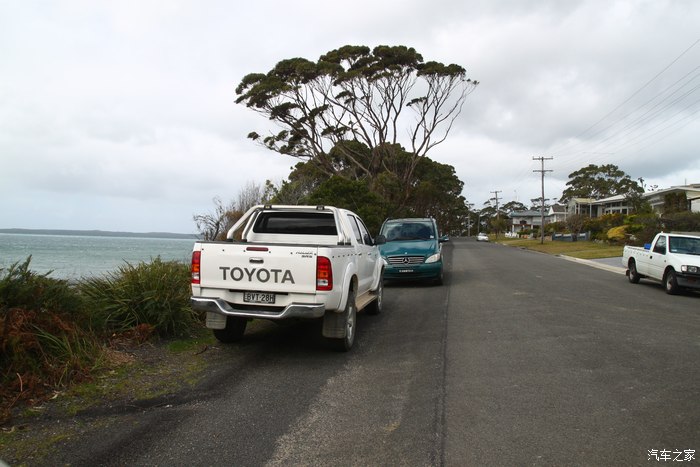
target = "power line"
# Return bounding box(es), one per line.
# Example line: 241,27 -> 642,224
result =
551,37 -> 700,162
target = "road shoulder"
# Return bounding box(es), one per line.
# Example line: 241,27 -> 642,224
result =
558,255 -> 625,274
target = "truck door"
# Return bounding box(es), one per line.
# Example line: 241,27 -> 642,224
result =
648,235 -> 668,280
346,214 -> 375,294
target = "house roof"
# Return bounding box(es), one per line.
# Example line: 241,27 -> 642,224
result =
550,204 -> 566,213
594,194 -> 627,204
644,184 -> 700,197
574,186 -> 699,203
509,210 -> 543,218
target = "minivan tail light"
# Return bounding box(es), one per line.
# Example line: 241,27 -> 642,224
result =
316,256 -> 333,291
191,251 -> 201,284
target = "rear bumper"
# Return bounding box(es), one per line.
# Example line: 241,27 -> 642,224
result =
191,297 -> 325,320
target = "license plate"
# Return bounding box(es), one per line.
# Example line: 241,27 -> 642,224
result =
399,269 -> 414,273
243,292 -> 276,304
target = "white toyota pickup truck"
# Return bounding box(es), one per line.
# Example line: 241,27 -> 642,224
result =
190,205 -> 384,351
622,232 -> 700,294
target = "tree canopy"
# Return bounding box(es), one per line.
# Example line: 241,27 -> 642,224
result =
502,201 -> 527,214
268,143 -> 467,233
560,164 -> 643,202
235,45 -> 478,190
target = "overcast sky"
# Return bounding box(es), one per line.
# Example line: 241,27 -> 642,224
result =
2,0 -> 699,234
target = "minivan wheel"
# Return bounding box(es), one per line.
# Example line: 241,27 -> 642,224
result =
434,267 -> 444,286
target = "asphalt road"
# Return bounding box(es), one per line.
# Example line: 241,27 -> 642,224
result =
46,238 -> 699,466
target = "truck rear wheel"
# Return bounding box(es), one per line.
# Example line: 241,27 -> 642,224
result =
664,270 -> 680,295
628,260 -> 641,284
213,316 -> 247,343
324,288 -> 356,352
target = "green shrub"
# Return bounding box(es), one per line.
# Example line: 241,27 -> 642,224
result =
79,258 -> 196,337
625,213 -> 661,245
662,211 -> 700,232
607,225 -> 627,243
0,256 -> 83,314
1,258 -> 101,420
583,213 -> 624,240
546,221 -> 566,234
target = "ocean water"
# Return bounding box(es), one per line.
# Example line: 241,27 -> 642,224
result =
0,233 -> 196,280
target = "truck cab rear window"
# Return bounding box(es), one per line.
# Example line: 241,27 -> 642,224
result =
252,212 -> 338,236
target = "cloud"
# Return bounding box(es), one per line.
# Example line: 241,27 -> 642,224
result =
1,0 -> 699,232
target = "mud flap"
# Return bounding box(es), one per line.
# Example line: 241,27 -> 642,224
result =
322,309 -> 346,338
206,312 -> 227,329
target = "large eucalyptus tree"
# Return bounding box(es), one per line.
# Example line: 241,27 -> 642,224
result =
235,45 -> 478,190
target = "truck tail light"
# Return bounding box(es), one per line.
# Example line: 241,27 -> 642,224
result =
191,251 -> 201,285
316,256 -> 333,291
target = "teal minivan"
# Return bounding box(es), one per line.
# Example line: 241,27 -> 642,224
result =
376,217 -> 447,285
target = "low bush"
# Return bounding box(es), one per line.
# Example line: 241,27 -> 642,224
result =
662,211 -> 700,232
79,257 -> 197,337
607,225 -> 627,243
1,257 -> 199,423
584,213 -> 625,241
1,258 -> 102,421
625,213 -> 662,245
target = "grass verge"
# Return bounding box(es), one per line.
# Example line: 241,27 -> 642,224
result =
494,237 -> 624,259
0,328 -> 216,464
1,257 -> 200,425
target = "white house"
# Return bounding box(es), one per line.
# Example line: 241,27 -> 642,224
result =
564,184 -> 700,218
548,204 -> 568,223
509,210 -> 544,234
508,184 -> 699,234
643,184 -> 700,214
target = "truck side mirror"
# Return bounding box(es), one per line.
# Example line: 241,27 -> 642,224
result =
375,234 -> 386,245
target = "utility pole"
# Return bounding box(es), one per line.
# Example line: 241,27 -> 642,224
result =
490,190 -> 502,239
533,156 -> 553,244
466,202 -> 474,237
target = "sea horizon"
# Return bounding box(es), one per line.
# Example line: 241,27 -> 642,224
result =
0,228 -> 198,240
0,232 -> 197,280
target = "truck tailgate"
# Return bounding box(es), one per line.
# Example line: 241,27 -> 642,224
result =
198,243 -> 318,294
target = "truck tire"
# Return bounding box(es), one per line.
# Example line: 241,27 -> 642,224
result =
324,288 -> 356,352
213,316 -> 247,343
365,272 -> 384,315
664,269 -> 680,295
628,260 -> 641,284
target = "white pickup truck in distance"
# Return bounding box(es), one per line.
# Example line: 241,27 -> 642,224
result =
190,205 -> 385,351
622,232 -> 700,294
